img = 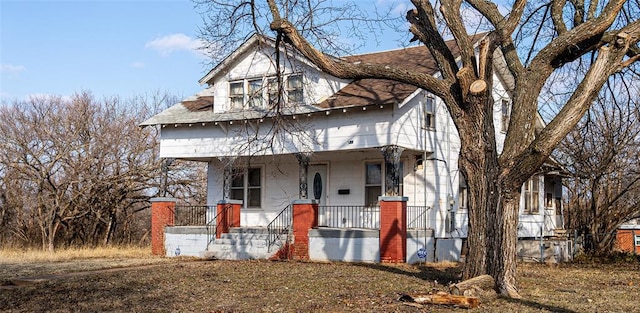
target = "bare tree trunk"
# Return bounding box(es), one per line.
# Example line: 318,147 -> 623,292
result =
487,192 -> 521,298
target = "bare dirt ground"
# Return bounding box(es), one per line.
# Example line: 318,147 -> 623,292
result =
1,258 -> 638,312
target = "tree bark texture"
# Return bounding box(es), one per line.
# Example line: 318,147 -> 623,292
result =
450,274 -> 495,296
259,0 -> 640,299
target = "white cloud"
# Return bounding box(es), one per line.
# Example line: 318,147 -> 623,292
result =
1,63 -> 26,74
145,33 -> 204,57
131,61 -> 145,68
26,93 -> 72,102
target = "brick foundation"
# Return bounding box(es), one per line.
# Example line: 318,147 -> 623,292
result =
291,200 -> 319,260
379,196 -> 407,263
150,198 -> 176,256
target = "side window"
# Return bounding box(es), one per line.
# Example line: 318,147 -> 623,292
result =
459,185 -> 469,210
501,99 -> 510,133
523,176 -> 540,214
423,97 -> 435,129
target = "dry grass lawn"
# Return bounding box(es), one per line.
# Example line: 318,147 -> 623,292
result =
1,252 -> 638,312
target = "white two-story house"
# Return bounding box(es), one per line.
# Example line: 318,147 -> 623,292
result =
142,34 -> 568,262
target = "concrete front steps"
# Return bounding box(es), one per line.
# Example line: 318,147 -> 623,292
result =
201,227 -> 288,260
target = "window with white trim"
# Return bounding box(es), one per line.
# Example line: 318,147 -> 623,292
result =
229,81 -> 244,109
364,162 -> 403,206
365,163 -> 382,207
287,74 -> 303,103
230,167 -> 262,208
635,235 -> 640,246
501,99 -> 510,132
423,97 -> 435,129
459,185 -> 469,210
523,176 -> 540,214
267,77 -> 279,107
248,78 -> 263,107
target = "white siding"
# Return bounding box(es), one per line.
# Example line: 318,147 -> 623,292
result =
209,46 -> 349,113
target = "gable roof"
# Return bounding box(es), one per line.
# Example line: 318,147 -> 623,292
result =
317,36 -> 474,108
141,33 -> 489,126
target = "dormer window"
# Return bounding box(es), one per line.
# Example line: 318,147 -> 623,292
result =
287,74 -> 303,103
248,78 -> 263,107
267,77 -> 279,107
229,74 -> 303,109
230,81 -> 244,109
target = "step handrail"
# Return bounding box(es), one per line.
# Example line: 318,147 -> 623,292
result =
266,204 -> 292,252
206,203 -> 233,246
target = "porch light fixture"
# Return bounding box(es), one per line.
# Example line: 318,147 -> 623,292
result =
342,108 -> 347,113
174,124 -> 178,127
325,111 -> 330,115
362,107 -> 367,111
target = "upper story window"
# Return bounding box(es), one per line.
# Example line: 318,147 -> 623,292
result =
523,176 -> 540,214
229,81 -> 244,109
248,78 -> 263,108
287,74 -> 303,103
228,74 -> 302,109
267,77 -> 279,107
501,99 -> 510,133
423,96 -> 435,129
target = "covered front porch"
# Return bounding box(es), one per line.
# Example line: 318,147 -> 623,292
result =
153,197 -> 448,263
202,145 -> 454,235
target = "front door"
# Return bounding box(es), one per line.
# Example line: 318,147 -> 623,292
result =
308,165 -> 327,225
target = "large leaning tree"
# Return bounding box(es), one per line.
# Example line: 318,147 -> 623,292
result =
196,0 -> 640,297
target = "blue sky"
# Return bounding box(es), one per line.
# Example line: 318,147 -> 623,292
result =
0,0 -> 414,103
1,0 -> 210,102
